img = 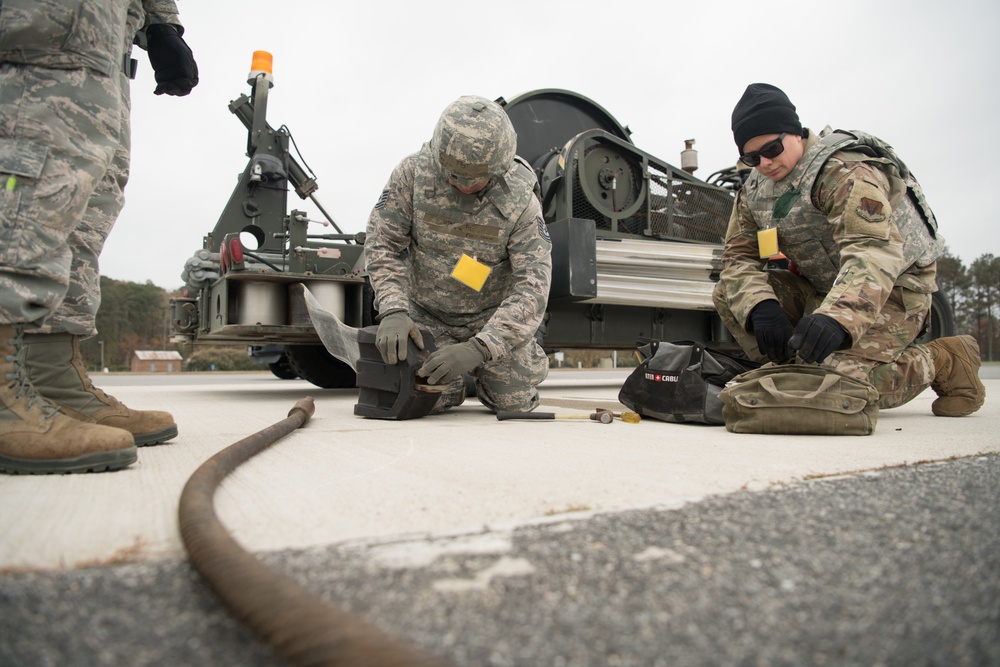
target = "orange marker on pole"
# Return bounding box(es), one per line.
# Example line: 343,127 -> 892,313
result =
248,50 -> 274,86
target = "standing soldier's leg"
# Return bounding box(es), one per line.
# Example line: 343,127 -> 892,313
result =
39,81 -> 131,337
0,65 -> 118,322
23,75 -> 177,446
0,64 -> 136,474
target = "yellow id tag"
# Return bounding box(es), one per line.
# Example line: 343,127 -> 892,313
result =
451,253 -> 491,291
757,227 -> 779,258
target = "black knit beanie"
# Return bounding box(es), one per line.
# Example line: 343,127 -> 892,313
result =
731,83 -> 803,152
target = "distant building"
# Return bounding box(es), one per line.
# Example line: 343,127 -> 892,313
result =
132,350 -> 184,373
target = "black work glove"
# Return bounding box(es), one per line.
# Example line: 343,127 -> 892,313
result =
749,300 -> 794,363
145,23 -> 199,96
375,312 -> 423,365
789,313 -> 848,363
417,340 -> 488,385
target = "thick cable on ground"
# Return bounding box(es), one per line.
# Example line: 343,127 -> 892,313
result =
178,397 -> 448,667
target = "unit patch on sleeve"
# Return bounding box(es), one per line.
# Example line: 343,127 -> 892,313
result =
843,178 -> 891,240
858,197 -> 885,222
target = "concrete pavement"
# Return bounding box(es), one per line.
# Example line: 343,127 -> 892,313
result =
3,454 -> 996,666
0,370 -> 997,665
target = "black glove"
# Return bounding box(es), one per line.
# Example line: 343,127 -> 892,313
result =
375,312 -> 423,365
789,314 -> 848,363
417,340 -> 488,385
145,23 -> 198,96
749,300 -> 794,363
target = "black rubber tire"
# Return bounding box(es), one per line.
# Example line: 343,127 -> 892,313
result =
918,289 -> 957,344
284,345 -> 357,389
268,354 -> 298,380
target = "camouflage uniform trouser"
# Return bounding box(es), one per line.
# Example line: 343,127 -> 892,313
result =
0,63 -> 124,335
46,69 -> 131,336
713,269 -> 936,410
410,302 -> 549,413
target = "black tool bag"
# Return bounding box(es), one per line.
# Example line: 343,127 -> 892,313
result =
618,340 -> 761,425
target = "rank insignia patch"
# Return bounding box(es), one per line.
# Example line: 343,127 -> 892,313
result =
374,189 -> 389,210
536,215 -> 551,242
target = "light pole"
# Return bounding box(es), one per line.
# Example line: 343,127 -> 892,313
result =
98,340 -> 105,373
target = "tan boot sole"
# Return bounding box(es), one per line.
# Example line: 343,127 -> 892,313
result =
0,446 -> 137,475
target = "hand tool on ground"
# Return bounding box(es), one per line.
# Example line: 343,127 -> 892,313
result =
496,410 -> 614,424
595,408 -> 642,423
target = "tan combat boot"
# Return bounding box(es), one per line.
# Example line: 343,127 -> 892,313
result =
0,324 -> 136,474
926,335 -> 987,417
23,332 -> 178,446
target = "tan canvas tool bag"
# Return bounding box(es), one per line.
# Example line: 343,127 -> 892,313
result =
719,364 -> 880,436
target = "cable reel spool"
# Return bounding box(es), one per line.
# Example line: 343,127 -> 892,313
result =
501,89 -> 647,233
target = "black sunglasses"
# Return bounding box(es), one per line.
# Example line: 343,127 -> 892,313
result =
739,132 -> 787,167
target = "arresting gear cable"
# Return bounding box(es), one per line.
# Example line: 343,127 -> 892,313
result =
177,397 -> 449,667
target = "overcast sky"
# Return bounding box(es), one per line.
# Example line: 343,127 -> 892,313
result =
104,0 -> 1000,289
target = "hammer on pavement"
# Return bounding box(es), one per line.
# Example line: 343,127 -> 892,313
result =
594,408 -> 641,423
496,410 -> 614,424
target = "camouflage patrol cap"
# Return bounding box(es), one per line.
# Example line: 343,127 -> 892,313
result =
431,95 -> 517,186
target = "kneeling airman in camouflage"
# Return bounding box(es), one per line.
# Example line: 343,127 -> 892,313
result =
714,83 -> 985,417
365,95 -> 552,414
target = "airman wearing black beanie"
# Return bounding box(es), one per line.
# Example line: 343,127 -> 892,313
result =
714,82 -> 982,421
731,83 -> 803,152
